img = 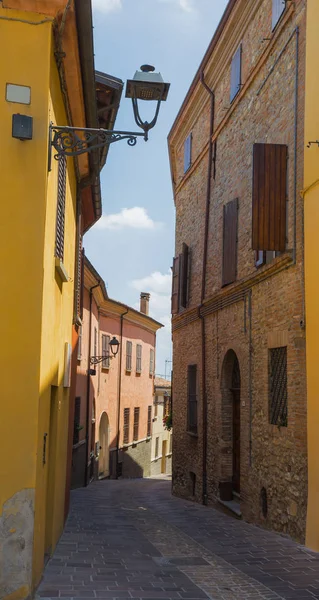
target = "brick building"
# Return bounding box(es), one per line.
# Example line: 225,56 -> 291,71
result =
169,0 -> 308,542
71,258 -> 162,487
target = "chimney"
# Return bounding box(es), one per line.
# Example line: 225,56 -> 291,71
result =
140,292 -> 150,316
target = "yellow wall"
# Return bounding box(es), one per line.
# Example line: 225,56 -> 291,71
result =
304,0 -> 319,552
0,7 -> 77,598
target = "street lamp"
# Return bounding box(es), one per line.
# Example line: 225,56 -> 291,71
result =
50,65 -> 170,163
90,336 -> 120,365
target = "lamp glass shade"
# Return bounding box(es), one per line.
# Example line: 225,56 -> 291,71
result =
126,69 -> 170,102
110,336 -> 120,356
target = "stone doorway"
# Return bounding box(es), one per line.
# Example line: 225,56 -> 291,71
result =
220,350 -> 241,499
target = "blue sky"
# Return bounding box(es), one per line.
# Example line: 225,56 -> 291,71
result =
85,0 -> 228,378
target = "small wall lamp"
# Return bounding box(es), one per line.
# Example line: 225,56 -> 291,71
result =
90,336 -> 120,365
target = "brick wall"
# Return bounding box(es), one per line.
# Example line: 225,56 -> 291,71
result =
170,0 -> 307,542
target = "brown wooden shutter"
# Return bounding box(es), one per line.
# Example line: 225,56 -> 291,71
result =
171,256 -> 180,315
179,243 -> 189,309
123,408 -> 130,444
147,406 -> 152,437
133,407 -> 140,441
230,44 -> 242,102
55,155 -> 67,261
252,144 -> 287,252
184,133 -> 192,173
222,198 -> 238,287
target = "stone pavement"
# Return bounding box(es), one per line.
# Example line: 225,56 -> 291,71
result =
37,479 -> 319,600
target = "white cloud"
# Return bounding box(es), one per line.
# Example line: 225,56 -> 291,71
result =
158,0 -> 194,12
131,270 -> 171,295
92,0 -> 122,13
95,207 -> 161,231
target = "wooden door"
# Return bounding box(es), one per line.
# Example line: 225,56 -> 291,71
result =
161,440 -> 167,474
232,389 -> 240,494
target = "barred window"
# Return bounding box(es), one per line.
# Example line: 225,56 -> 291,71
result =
269,347 -> 287,426
147,406 -> 152,437
187,364 -> 198,434
126,341 -> 132,372
133,407 -> 140,441
102,334 -> 110,369
123,408 -> 130,444
55,154 -> 67,261
136,344 -> 142,373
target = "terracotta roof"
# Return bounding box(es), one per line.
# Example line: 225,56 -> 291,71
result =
154,377 -> 171,388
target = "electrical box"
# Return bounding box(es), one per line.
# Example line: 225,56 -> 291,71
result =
12,114 -> 33,140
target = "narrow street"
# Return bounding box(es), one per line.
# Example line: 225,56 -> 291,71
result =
37,479 -> 319,600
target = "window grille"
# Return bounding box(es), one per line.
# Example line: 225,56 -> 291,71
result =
133,407 -> 140,441
269,347 -> 287,426
123,408 -> 130,444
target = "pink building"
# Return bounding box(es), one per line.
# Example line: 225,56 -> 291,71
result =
71,257 -> 163,487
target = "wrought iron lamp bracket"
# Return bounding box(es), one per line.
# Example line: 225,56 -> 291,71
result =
307,140 -> 319,148
90,354 -> 114,366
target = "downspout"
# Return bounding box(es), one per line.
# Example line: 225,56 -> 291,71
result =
84,282 -> 100,486
200,72 -> 215,506
115,308 -> 129,479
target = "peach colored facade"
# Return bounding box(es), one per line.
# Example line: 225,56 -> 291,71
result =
71,258 -> 163,487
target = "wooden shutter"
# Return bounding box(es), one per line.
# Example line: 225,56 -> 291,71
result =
272,0 -> 285,30
149,349 -> 154,375
171,256 -> 180,315
133,407 -> 140,441
136,344 -> 142,373
184,133 -> 192,173
187,365 -> 197,434
222,198 -> 238,287
230,44 -> 242,102
252,144 -> 287,252
147,406 -> 152,437
102,335 -> 110,369
126,341 -> 132,371
179,243 -> 189,309
123,408 -> 130,444
55,155 -> 67,261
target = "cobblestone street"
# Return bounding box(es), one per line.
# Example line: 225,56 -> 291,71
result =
37,479 -> 319,600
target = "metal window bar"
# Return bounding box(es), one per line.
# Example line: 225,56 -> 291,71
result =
123,408 -> 130,444
133,407 -> 140,441
147,406 -> 152,437
269,347 -> 288,426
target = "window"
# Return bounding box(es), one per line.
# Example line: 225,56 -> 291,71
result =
230,44 -> 242,103
154,395 -> 158,417
123,408 -> 130,444
171,243 -> 190,314
149,348 -> 155,375
77,326 -> 82,361
147,406 -> 152,437
184,133 -> 192,173
272,0 -> 286,30
269,347 -> 287,426
187,365 -> 198,434
55,154 -> 67,261
136,344 -> 142,373
102,334 -> 110,369
126,341 -> 132,372
73,397 -> 81,445
252,144 -> 287,253
133,407 -> 140,441
155,436 -> 159,458
255,250 -> 282,268
222,198 -> 238,287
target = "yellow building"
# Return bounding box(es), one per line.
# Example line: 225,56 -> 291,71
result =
0,1 -> 121,597
304,0 -> 319,553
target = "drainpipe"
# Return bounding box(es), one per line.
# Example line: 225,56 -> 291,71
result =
84,282 -> 100,487
200,72 -> 215,506
115,308 -> 129,479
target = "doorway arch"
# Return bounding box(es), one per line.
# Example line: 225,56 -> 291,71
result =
98,412 -> 110,479
220,350 -> 241,495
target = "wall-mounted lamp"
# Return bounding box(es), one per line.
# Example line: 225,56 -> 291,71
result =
90,336 -> 120,366
49,65 -> 170,166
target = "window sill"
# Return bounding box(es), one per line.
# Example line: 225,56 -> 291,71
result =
101,366 -> 110,371
187,430 -> 198,438
55,257 -> 69,282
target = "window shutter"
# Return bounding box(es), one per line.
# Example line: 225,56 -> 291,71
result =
55,155 -> 67,261
230,44 -> 242,102
222,198 -> 238,287
171,256 -> 180,315
184,133 -> 192,173
126,341 -> 132,371
136,344 -> 142,373
149,349 -> 154,375
147,406 -> 152,437
102,335 -> 110,369
272,0 -> 285,30
179,243 -> 189,309
123,408 -> 130,444
252,144 -> 287,252
133,407 -> 140,441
